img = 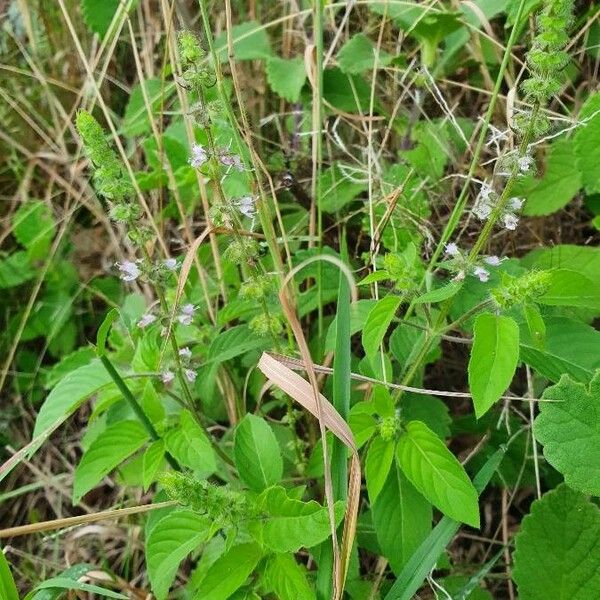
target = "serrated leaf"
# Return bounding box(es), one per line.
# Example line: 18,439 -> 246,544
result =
195,543 -> 263,600
534,371 -> 600,495
248,486 -> 344,553
0,251 -> 35,288
396,421 -> 479,527
574,92 -> 600,194
265,56 -> 306,102
362,295 -> 401,360
372,463 -> 431,574
468,313 -> 519,418
12,200 -> 56,259
365,436 -> 395,503
146,509 -> 213,600
234,414 -> 282,492
337,33 -> 392,74
73,420 -> 148,503
512,484 -> 600,599
142,440 -> 165,492
34,360 -> 114,437
262,553 -> 315,600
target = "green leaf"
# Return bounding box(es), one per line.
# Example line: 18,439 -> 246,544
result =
317,163 -> 368,213
30,578 -> 127,599
34,360 -> 114,437
522,244 -> 600,282
574,92 -> 600,194
523,304 -> 546,351
538,269 -> 600,310
468,313 -> 519,418
142,440 -> 165,492
12,200 -> 56,259
521,139 -> 581,216
248,486 -> 344,553
0,550 -> 19,600
81,0 -> 121,37
534,372 -> 600,495
234,414 -> 283,492
123,79 -> 168,137
195,543 -> 263,600
96,309 -> 119,357
214,21 -> 272,61
29,564 -> 95,600
0,251 -> 35,288
73,420 -> 148,503
412,281 -> 462,305
262,554 -> 315,600
362,295 -> 401,360
520,317 -> 600,383
325,300 -> 375,352
206,325 -> 268,365
265,56 -> 306,102
512,484 -> 600,600
372,463 -> 432,574
402,393 -> 451,439
396,421 -> 479,527
337,33 -> 392,74
365,436 -> 396,503
146,509 -> 213,600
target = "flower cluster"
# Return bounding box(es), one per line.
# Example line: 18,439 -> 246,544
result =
188,143 -> 245,174
472,181 -> 524,231
379,414 -> 401,442
491,270 -> 552,310
444,243 -> 506,283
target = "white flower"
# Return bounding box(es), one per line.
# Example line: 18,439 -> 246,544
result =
473,266 -> 490,282
479,182 -> 494,201
220,153 -> 244,171
453,270 -> 466,282
189,144 -> 208,168
237,196 -> 256,218
164,258 -> 178,271
137,313 -> 157,328
484,255 -> 502,266
161,370 -> 175,384
117,260 -> 141,282
503,213 -> 519,230
184,369 -> 197,383
473,182 -> 495,220
509,197 -> 524,211
473,200 -> 493,220
444,242 -> 460,257
179,347 -> 192,359
518,154 -> 534,173
177,303 -> 196,326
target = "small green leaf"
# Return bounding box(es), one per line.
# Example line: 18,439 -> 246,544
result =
396,421 -> 479,527
206,325 -> 268,365
146,510 -> 213,600
195,543 -> 263,600
468,313 -> 519,418
0,251 -> 35,288
96,309 -> 119,357
30,577 -> 127,599
214,21 -> 272,61
365,436 -> 395,503
337,33 -> 392,74
512,484 -> 600,599
523,304 -> 546,351
534,371 -> 600,495
81,0 -> 121,37
262,553 -> 315,600
73,420 -> 148,503
12,200 -> 56,259
362,295 -> 401,360
412,281 -> 462,304
123,79 -> 169,137
265,56 -> 306,102
142,440 -> 165,492
0,550 -> 19,600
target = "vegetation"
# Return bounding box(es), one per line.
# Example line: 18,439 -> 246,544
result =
2,0 -> 600,598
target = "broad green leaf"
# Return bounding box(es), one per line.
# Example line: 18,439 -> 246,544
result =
323,68 -> 373,113
164,410 -> 216,476
402,393 -> 451,439
12,200 -> 56,259
538,269 -> 600,310
362,295 -> 401,360
81,0 -> 121,37
468,313 -> 519,418
521,139 -> 581,216
206,325 -> 268,365
372,464 -> 431,574
412,281 -> 462,305
523,304 -> 546,351
214,21 -> 272,61
123,79 -> 168,137
73,420 -> 148,503
365,436 -> 395,503
234,414 -> 283,492
337,33 -> 392,74
195,543 -> 263,600
520,317 -> 600,383
248,486 -> 344,552
262,554 -> 315,600
146,510 -> 213,600
317,163 -> 368,213
0,550 -> 19,600
348,406 -> 377,449
534,372 -> 600,495
396,421 -> 479,527
29,578 -> 127,599
574,92 -> 600,194
34,360 -> 114,437
265,56 -> 306,102
142,440 -> 165,492
512,484 -> 600,599
0,251 -> 35,288
522,244 -> 600,282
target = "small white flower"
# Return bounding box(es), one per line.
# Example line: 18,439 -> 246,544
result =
484,255 -> 502,266
473,266 -> 490,282
518,154 -> 534,173
444,242 -> 460,257
117,260 -> 141,282
177,303 -> 196,326
220,153 -> 244,171
473,200 -> 493,220
509,197 -> 524,211
237,196 -> 256,218
189,144 -> 208,168
479,182 -> 494,201
137,313 -> 157,328
179,347 -> 192,359
503,213 -> 519,230
164,258 -> 178,271
453,270 -> 466,282
184,369 -> 197,383
161,370 -> 175,384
